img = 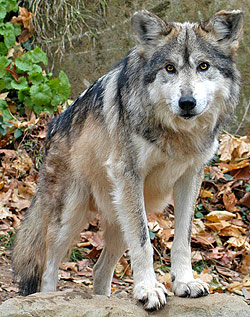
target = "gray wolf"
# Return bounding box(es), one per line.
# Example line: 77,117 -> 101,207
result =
13,10 -> 243,310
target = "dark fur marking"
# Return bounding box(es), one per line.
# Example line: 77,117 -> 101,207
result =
171,273 -> 176,282
195,35 -> 236,79
183,28 -> 190,64
141,128 -> 158,144
47,77 -> 105,144
187,215 -> 193,245
19,267 -> 41,295
140,21 -> 148,41
140,220 -> 148,247
116,55 -> 129,121
144,50 -> 168,84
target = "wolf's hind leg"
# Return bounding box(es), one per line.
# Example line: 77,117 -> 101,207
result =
93,220 -> 127,296
41,181 -> 89,293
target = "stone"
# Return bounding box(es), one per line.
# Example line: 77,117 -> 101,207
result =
0,291 -> 249,317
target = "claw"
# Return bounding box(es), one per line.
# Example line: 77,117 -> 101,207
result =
134,281 -> 168,311
173,279 -> 209,298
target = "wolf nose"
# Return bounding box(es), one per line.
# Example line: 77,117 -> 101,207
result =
179,96 -> 196,112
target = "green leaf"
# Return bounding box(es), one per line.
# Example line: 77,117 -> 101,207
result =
2,23 -> 16,49
13,23 -> 21,36
0,0 -> 18,21
11,76 -> 28,90
29,72 -> 44,85
44,104 -> 57,114
1,0 -> 18,13
0,123 -> 7,135
48,71 -> 71,106
0,42 -> 8,55
30,84 -> 52,107
0,99 -> 11,120
30,47 -> 48,65
0,9 -> 7,21
245,184 -> 250,192
0,79 -> 6,91
0,56 -> 11,69
149,230 -> 155,240
18,88 -> 33,109
0,99 -> 8,109
17,88 -> 29,102
59,71 -> 71,94
2,72 -> 13,89
22,40 -> 32,51
28,64 -> 42,75
195,210 -> 204,219
15,54 -> 33,72
33,104 -> 43,114
14,128 -> 23,139
224,173 -> 234,180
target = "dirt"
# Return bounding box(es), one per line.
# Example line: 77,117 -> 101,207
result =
0,247 -> 133,304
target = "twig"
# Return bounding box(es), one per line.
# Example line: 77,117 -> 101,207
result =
235,100 -> 250,135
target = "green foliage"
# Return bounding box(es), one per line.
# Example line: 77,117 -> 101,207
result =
0,231 -> 15,248
195,203 -> 205,219
245,184 -> 250,192
70,247 -> 86,262
192,260 -> 208,274
0,0 -> 71,136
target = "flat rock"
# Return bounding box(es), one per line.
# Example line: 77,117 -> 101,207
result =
0,291 -> 249,317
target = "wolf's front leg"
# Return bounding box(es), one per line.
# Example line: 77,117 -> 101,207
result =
108,155 -> 167,310
171,167 -> 209,297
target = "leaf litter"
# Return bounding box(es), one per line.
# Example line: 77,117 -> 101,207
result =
0,130 -> 250,304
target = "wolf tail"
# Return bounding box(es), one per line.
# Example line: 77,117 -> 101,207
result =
12,196 -> 47,295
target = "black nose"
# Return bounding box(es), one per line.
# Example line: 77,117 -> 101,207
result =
179,96 -> 196,112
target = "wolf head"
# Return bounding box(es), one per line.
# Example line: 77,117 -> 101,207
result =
132,10 -> 243,129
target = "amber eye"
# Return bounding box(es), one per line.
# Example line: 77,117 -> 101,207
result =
198,62 -> 210,72
166,64 -> 176,73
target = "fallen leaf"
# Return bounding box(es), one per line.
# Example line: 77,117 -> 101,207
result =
208,166 -> 226,181
192,231 -> 216,246
240,253 -> 250,275
205,220 -> 230,232
206,210 -> 236,222
0,93 -> 8,100
227,237 -> 250,250
11,7 -> 34,42
208,247 -> 225,260
218,134 -> 239,162
239,192 -> 250,208
200,189 -> 214,198
80,231 -> 104,250
220,224 -> 246,237
5,63 -> 19,82
0,203 -> 12,220
60,262 -> 78,273
223,188 -> 238,212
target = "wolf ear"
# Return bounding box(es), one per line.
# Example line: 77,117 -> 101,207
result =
131,10 -> 171,49
203,10 -> 244,53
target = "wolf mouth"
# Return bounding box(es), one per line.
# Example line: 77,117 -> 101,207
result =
180,113 -> 197,120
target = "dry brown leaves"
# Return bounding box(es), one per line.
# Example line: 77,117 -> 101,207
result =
11,7 -> 34,43
0,149 -> 36,234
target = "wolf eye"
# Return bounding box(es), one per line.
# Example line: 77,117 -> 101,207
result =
198,62 -> 210,72
166,64 -> 176,73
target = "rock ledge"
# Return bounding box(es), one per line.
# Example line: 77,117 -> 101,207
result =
0,291 -> 249,317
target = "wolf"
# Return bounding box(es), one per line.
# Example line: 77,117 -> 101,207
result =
13,10 -> 243,310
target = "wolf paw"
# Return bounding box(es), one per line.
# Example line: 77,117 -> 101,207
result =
173,278 -> 209,298
134,281 -> 168,310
